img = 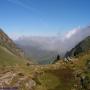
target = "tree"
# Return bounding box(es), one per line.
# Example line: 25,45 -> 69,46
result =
53,54 -> 60,64
56,54 -> 60,60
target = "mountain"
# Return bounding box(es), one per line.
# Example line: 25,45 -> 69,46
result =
0,44 -> 25,66
0,29 -> 36,90
16,38 -> 59,64
65,36 -> 90,57
17,44 -> 58,64
15,26 -> 90,64
0,28 -> 90,90
0,28 -> 24,57
0,28 -> 29,66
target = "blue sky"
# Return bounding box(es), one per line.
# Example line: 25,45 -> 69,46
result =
0,0 -> 90,39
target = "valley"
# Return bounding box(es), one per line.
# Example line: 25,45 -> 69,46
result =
0,0 -> 90,89
0,29 -> 90,90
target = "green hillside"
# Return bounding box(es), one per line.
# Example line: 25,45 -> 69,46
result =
0,45 -> 26,66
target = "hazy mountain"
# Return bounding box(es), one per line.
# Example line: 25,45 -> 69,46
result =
16,42 -> 58,64
15,26 -> 90,64
65,36 -> 90,57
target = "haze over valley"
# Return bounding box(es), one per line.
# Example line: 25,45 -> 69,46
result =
0,0 -> 90,90
16,26 -> 90,64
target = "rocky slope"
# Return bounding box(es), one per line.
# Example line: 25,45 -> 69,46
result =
0,28 -> 24,57
65,36 -> 90,57
0,29 -> 36,90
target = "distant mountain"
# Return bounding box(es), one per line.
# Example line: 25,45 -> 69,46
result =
65,36 -> 90,57
16,26 -> 90,64
16,44 -> 58,64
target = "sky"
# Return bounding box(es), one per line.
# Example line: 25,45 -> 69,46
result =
0,0 -> 90,39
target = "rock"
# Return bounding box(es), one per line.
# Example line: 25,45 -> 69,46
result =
26,79 -> 36,89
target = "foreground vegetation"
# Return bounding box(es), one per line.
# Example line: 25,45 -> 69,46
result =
0,40 -> 90,90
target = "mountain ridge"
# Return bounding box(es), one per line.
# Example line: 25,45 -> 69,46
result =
65,36 -> 90,58
0,28 -> 24,57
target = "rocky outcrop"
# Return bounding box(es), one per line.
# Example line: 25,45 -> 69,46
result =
0,71 -> 36,90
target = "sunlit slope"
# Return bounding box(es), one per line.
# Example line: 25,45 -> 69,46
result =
0,45 -> 26,66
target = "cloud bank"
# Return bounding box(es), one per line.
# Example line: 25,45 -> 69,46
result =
16,26 -> 90,54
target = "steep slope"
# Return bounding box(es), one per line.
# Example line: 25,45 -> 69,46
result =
0,29 -> 36,90
0,28 -> 24,57
0,45 -> 26,66
0,44 -> 37,90
65,36 -> 90,57
0,29 -> 29,66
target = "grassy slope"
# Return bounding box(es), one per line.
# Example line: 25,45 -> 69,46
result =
0,46 -> 26,66
0,45 -> 37,90
0,45 -> 35,76
0,43 -> 90,90
34,51 -> 90,90
35,68 -> 74,90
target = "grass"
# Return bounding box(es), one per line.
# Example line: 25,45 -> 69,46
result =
34,51 -> 90,90
0,46 -> 26,67
0,43 -> 90,90
34,67 -> 75,90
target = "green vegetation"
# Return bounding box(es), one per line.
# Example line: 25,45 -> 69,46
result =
0,46 -> 26,66
34,66 -> 75,90
0,42 -> 90,90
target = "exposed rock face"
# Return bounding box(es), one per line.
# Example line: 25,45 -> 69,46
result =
0,28 -> 24,57
25,79 -> 36,89
0,71 -> 36,90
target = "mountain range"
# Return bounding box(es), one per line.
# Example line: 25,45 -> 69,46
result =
0,28 -> 90,90
15,26 -> 90,64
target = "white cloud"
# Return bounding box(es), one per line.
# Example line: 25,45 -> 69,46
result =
63,27 -> 81,40
16,26 -> 90,55
65,29 -> 78,39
